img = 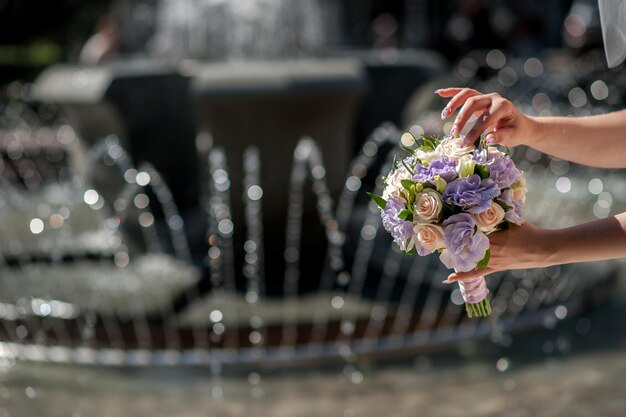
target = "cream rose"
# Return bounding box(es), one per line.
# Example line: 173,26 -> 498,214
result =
434,136 -> 474,162
383,166 -> 411,202
473,201 -> 505,233
414,223 -> 445,252
414,189 -> 443,222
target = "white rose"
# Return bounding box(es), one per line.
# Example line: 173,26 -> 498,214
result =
414,189 -> 443,222
414,223 -> 445,252
473,201 -> 505,233
383,165 -> 411,202
434,137 -> 474,162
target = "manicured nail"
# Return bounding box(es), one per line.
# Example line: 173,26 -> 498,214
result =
440,108 -> 449,119
434,89 -> 443,94
442,279 -> 452,284
450,126 -> 458,137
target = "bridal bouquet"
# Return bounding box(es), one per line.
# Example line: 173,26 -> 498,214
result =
368,133 -> 526,317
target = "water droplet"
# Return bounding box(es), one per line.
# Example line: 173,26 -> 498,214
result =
49,213 -> 64,229
29,218 -> 44,234
212,323 -> 225,335
24,386 -> 37,399
124,169 -> 138,183
249,331 -> 262,344
568,87 -> 587,108
138,212 -> 154,228
83,189 -> 99,205
360,224 -> 377,240
312,166 -> 326,179
218,219 -> 234,236
523,57 -> 544,77
248,372 -> 261,385
590,80 -> 609,100
345,176 -> 361,192
588,178 -> 603,195
555,177 -> 571,193
503,379 -> 516,392
134,193 -> 149,209
135,171 -> 151,186
350,371 -> 364,384
331,296 -> 344,309
450,289 -> 464,305
555,305 -> 568,320
167,215 -> 184,230
114,252 -> 130,268
209,310 -> 223,323
486,49 -> 506,69
247,185 -> 263,201
363,142 -> 378,157
498,67 -> 517,87
400,132 -> 415,147
496,357 -> 510,372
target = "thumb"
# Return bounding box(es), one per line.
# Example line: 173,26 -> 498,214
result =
486,126 -> 514,146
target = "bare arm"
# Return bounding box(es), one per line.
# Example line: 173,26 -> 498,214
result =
436,88 -> 626,168
445,213 -> 626,282
528,111 -> 626,168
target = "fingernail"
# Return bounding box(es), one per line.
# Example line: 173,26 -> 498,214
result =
440,108 -> 449,120
442,279 -> 452,284
434,89 -> 443,94
450,126 -> 458,137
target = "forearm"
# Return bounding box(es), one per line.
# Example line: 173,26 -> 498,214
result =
528,110 -> 626,168
543,212 -> 626,266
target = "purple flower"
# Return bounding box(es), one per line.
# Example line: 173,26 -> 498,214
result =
439,213 -> 490,272
381,197 -> 415,251
443,175 -> 501,214
413,157 -> 458,184
487,156 -> 522,189
473,147 -> 500,164
497,189 -> 524,225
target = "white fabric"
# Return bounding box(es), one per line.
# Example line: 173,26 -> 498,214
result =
598,0 -> 626,68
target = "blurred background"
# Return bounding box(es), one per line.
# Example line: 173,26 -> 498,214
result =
1,0 -> 625,416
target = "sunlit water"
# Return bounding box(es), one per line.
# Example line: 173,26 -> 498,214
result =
1,267 -> 624,417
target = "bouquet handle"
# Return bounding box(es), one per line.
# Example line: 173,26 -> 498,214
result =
457,276 -> 491,318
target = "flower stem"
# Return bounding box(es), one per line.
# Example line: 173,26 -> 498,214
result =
465,297 -> 491,318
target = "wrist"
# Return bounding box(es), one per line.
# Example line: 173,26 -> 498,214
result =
523,115 -> 545,148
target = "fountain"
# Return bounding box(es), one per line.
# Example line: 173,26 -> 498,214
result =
0,0 -> 622,373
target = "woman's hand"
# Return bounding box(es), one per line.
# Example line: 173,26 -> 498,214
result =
435,88 -> 537,148
444,222 -> 552,282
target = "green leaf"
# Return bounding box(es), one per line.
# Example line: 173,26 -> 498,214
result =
475,164 -> 489,179
422,137 -> 436,150
400,145 -> 415,155
401,179 -> 416,190
477,249 -> 491,270
398,209 -> 413,221
367,192 -> 387,209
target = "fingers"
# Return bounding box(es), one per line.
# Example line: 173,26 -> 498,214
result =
450,95 -> 492,139
463,101 -> 509,145
486,125 -> 516,145
443,267 -> 495,284
440,88 -> 481,120
435,88 -> 464,97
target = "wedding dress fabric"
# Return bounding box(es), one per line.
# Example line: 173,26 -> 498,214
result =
598,0 -> 626,68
